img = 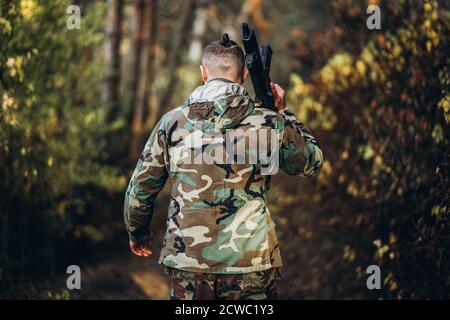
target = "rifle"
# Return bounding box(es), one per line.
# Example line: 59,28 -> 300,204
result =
240,23 -> 277,112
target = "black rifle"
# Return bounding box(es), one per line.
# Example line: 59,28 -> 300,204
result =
240,23 -> 277,112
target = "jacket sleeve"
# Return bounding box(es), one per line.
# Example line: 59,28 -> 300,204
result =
124,120 -> 168,243
279,108 -> 323,177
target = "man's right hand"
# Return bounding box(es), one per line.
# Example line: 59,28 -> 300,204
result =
270,82 -> 287,112
129,235 -> 153,257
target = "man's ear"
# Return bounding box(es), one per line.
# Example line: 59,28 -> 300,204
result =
200,65 -> 208,83
243,68 -> 249,81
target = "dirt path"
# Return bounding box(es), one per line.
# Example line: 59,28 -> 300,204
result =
36,189 -> 318,300
70,248 -> 171,300
69,253 -> 305,299
29,245 -> 315,299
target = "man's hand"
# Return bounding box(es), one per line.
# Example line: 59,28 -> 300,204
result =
270,82 -> 287,111
129,235 -> 153,257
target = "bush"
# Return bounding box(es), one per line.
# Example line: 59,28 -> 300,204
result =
285,0 -> 449,298
0,0 -> 125,293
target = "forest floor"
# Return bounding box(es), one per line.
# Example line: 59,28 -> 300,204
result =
49,240 -> 324,300
23,237 -> 318,300
14,245 -> 171,300
69,247 -> 171,300
15,176 -> 338,300
63,250 -> 305,300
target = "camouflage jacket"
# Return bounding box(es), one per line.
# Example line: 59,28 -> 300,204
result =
124,78 -> 323,274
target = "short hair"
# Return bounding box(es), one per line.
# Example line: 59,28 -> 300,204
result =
201,33 -> 245,79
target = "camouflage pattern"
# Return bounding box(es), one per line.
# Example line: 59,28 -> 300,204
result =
124,78 -> 323,274
165,266 -> 280,300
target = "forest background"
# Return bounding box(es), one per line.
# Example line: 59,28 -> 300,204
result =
0,0 -> 449,299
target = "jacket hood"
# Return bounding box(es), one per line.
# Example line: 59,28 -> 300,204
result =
182,78 -> 254,132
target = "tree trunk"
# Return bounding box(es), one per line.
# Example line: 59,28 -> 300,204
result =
188,2 -> 209,63
128,0 -> 146,114
157,0 -> 197,121
143,0 -> 159,130
104,0 -> 124,123
130,0 -> 158,161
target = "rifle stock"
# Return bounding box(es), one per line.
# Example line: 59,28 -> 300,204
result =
240,23 -> 277,112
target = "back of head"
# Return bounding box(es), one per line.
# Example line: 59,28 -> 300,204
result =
201,33 -> 245,81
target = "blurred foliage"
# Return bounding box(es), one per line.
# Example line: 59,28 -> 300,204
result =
0,0 -> 127,293
277,0 -> 450,298
0,0 -> 449,299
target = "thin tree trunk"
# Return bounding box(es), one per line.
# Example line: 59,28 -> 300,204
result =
104,0 -> 124,123
130,0 -> 158,161
143,0 -> 158,130
128,0 -> 146,113
188,2 -> 209,63
157,0 -> 197,121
